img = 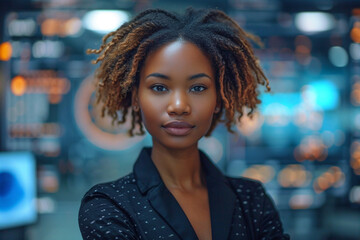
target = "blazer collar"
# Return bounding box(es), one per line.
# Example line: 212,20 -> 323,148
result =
200,150 -> 237,240
133,148 -> 161,194
134,147 -> 236,240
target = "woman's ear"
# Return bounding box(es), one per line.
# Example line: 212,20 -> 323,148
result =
132,88 -> 140,112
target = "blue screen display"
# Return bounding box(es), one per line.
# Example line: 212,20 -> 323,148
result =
0,152 -> 37,229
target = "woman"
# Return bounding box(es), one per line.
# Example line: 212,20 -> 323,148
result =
78,8 -> 290,240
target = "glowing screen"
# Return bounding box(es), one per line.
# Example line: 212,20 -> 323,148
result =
0,152 -> 37,229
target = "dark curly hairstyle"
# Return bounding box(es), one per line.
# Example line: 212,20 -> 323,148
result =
87,8 -> 270,136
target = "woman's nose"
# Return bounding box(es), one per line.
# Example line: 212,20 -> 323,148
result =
167,91 -> 191,115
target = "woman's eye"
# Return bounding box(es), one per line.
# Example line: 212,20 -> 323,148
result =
151,85 -> 167,92
190,85 -> 207,92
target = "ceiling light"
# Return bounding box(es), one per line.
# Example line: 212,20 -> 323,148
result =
83,10 -> 130,34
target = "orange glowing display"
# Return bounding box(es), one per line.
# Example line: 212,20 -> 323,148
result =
0,42 -> 12,61
11,76 -> 27,96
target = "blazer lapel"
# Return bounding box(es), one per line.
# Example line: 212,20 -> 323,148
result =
148,183 -> 198,239
201,151 -> 236,240
134,148 -> 198,239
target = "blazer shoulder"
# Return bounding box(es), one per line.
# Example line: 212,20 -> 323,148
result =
225,176 -> 267,198
82,172 -> 137,199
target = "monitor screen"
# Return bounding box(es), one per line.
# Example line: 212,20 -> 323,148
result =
0,152 -> 37,229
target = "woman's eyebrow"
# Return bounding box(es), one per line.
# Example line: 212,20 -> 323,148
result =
145,73 -> 169,80
145,72 -> 212,80
189,73 -> 212,80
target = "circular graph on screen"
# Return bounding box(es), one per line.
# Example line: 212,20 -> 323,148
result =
0,171 -> 25,211
74,75 -> 145,151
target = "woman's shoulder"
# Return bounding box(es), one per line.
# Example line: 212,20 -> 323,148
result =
82,172 -> 138,200
225,176 -> 269,201
225,177 -> 290,239
79,173 -> 140,239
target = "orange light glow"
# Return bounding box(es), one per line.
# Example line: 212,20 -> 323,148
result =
294,135 -> 328,162
64,17 -> 82,36
352,158 -> 360,169
317,176 -> 330,190
289,194 -> 313,209
242,165 -> 275,183
294,35 -> 312,65
278,165 -> 310,188
352,8 -> 360,16
351,141 -> 360,174
41,19 -> 59,36
296,45 -> 310,55
41,175 -> 59,192
41,17 -> 82,37
351,82 -> 360,105
9,123 -> 61,140
313,166 -> 345,192
323,172 -> 335,185
313,181 -> 323,194
351,26 -> 360,43
11,76 -> 27,96
12,70 -> 70,95
295,35 -> 312,48
0,42 -> 12,61
48,93 -> 62,104
243,168 -> 263,182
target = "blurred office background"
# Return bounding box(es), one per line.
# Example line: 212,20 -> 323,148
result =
0,0 -> 360,239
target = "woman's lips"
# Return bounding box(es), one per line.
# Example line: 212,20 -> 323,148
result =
162,121 -> 195,136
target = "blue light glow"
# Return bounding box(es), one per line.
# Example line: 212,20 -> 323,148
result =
260,93 -> 302,115
307,80 -> 339,110
0,152 -> 37,229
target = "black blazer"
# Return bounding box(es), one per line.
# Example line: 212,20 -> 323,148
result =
79,148 -> 290,240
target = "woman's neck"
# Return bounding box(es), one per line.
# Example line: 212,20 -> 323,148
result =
151,142 -> 205,191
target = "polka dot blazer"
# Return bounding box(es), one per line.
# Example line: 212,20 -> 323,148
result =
79,148 -> 290,240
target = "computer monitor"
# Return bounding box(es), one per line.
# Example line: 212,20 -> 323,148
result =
0,152 -> 37,229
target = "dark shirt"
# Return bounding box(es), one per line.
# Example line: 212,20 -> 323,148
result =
79,148 -> 290,240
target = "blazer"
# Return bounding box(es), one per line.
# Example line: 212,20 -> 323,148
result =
79,148 -> 290,240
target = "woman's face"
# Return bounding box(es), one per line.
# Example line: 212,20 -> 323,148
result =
134,40 -> 219,150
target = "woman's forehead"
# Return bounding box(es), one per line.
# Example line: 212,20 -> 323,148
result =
140,40 -> 215,79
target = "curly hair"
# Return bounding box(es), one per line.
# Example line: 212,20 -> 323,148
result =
87,8 -> 270,136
